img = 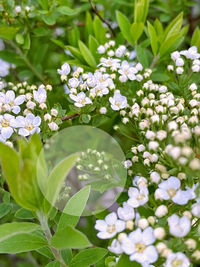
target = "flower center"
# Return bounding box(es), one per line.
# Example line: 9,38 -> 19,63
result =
115,101 -> 121,107
10,101 -> 14,107
80,99 -> 86,104
168,188 -> 177,197
171,259 -> 183,267
137,193 -> 145,201
107,60 -> 112,65
107,224 -> 116,234
124,70 -> 129,75
25,123 -> 34,131
100,78 -> 105,82
1,119 -> 10,127
135,242 -> 146,253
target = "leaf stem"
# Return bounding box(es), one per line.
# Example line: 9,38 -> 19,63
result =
37,211 -> 67,267
6,40 -> 45,83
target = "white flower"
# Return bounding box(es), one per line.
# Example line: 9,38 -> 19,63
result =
44,114 -> 51,121
95,212 -> 125,239
100,58 -> 120,69
109,91 -> 127,110
150,172 -> 161,183
68,78 -> 80,88
165,252 -> 190,267
3,90 -> 25,114
90,84 -> 109,97
15,5 -> 22,13
155,176 -> 194,205
70,92 -> 92,107
57,63 -> 70,76
180,46 -> 200,59
118,61 -> 137,81
168,215 -> 191,237
48,122 -> 59,131
192,202 -> 200,217
124,160 -> 132,169
154,227 -> 165,240
108,239 -> 123,254
115,45 -> 126,57
50,108 -> 58,117
0,114 -> 16,140
117,202 -> 135,221
15,114 -> 41,137
121,227 -> 158,264
128,186 -> 149,208
33,87 -> 47,104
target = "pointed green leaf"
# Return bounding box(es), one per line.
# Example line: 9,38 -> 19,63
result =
130,22 -> 144,44
51,226 -> 91,249
147,21 -> 158,56
78,40 -> 96,68
58,186 -> 91,230
0,222 -> 47,253
69,248 -> 107,267
116,11 -> 134,45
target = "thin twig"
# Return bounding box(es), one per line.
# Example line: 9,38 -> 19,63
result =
61,113 -> 79,121
6,40 -> 45,83
88,0 -> 116,37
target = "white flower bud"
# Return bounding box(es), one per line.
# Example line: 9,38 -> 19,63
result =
150,171 -> 161,183
48,122 -> 59,131
99,107 -> 107,114
154,227 -> 165,240
155,205 -> 168,218
51,108 -> 58,117
138,218 -> 149,229
185,239 -> 196,250
44,114 -> 52,121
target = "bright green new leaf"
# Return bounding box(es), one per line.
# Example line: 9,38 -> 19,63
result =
78,40 -> 96,68
134,0 -> 149,23
93,16 -> 107,44
0,222 -> 47,253
0,203 -> 11,219
0,26 -> 18,40
160,32 -> 183,57
69,248 -> 108,267
65,45 -> 85,62
147,21 -> 158,56
45,261 -> 60,267
116,11 -> 134,45
191,27 -> 200,48
51,225 -> 91,249
57,6 -> 78,16
57,186 -> 91,230
44,153 -> 79,214
164,12 -> 183,40
130,22 -> 144,44
16,33 -> 24,45
89,35 -> 99,58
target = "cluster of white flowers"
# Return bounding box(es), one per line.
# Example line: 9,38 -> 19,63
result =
0,39 -> 12,77
57,41 -> 152,113
0,82 -> 59,146
90,44 -> 200,266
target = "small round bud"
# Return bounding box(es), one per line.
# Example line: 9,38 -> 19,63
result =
138,218 -> 149,229
155,205 -> 168,218
185,239 -> 196,250
154,227 -> 165,240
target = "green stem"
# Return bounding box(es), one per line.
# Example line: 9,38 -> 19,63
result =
150,54 -> 160,69
6,40 -> 45,83
37,211 -> 67,267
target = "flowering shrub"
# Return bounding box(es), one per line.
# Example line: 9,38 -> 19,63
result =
0,0 -> 200,266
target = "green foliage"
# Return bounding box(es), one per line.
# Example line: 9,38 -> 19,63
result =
50,225 -> 91,249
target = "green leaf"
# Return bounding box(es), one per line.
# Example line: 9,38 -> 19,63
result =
44,153 -> 79,214
57,186 -> 91,230
151,72 -> 170,82
191,27 -> 200,48
0,134 -> 44,211
136,45 -> 149,68
69,248 -> 107,267
154,18 -> 164,38
0,222 -> 47,253
15,208 -> 34,220
57,6 -> 78,15
85,12 -> 93,40
65,45 -> 85,62
45,261 -> 60,267
0,203 -> 11,219
116,254 -> 141,267
78,40 -> 96,68
16,33 -> 24,45
42,13 -> 57,25
134,0 -> 149,23
164,12 -> 183,40
147,21 -> 158,56
130,22 -> 144,44
50,226 -> 91,249
116,11 -> 134,45
93,16 -> 107,44
0,26 -> 18,40
23,33 -> 31,49
89,35 -> 99,58
160,32 -> 183,57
